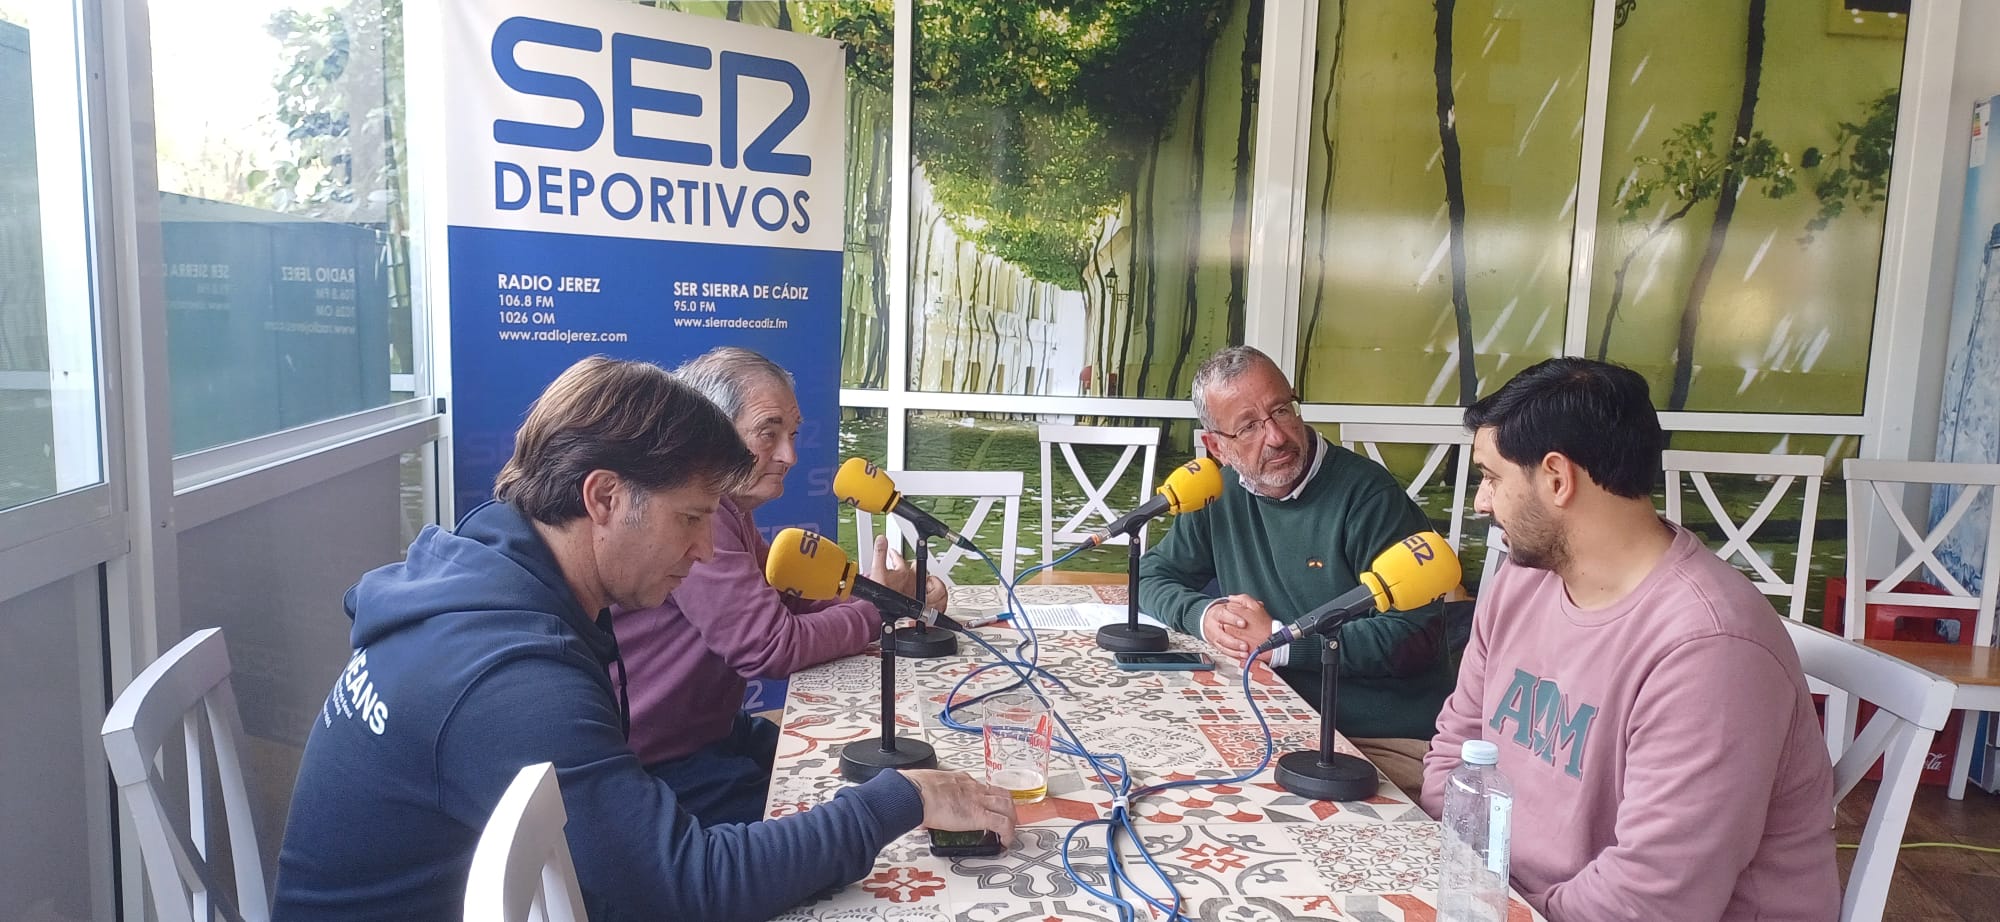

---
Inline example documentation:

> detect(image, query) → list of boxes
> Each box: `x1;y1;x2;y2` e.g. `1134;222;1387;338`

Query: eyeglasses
1220;400;1301;442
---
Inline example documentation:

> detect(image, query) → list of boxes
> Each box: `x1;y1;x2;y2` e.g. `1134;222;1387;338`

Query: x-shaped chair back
1663;449;1825;623
1039;424;1159;564
855;469;1024;585
1843;459;2000;647
1341;423;1474;553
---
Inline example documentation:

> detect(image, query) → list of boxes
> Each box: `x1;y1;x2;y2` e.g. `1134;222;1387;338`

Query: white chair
465;763;587;922
855;469;1023;584
1479;524;1509;589
100;628;270;922
1663;449;1825;623
1839;459;2000;797
1782;620;1956;922
1039;424;1159;563
1340;422;1475;553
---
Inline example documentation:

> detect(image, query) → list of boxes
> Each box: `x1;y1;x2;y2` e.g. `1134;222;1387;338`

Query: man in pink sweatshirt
1422;358;1839;921
616;347;946;826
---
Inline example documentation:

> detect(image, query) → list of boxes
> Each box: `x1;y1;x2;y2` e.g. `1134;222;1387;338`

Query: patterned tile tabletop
768;585;1542;921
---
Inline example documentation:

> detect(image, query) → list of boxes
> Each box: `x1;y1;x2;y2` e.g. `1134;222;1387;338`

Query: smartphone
927;828;1005;858
1112;651;1215;671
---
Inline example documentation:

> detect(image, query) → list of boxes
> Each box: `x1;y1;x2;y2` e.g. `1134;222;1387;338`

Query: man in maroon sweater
616;347;946;825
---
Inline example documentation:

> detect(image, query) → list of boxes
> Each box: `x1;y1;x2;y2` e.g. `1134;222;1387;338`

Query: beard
1235;440;1309;496
1499;496;1569;572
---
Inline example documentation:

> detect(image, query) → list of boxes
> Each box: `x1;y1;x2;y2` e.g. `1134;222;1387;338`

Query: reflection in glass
646;1;895;390
909;1;1261;398
1297;0;1588;406
152;0;409;454
1587;0;1906;413
1;3;103;512
902;410;1196;580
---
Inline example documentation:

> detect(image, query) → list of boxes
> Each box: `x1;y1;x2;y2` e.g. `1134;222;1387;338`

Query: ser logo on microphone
1401;533;1437;563
794;530;823;556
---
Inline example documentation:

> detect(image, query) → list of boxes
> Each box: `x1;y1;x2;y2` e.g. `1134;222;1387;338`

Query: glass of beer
982;691;1051;805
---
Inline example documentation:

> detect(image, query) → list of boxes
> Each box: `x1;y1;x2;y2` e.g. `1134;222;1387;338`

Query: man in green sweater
1138;346;1454;796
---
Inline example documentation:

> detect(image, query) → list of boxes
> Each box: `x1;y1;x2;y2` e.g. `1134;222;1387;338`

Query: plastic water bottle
1439;739;1512;922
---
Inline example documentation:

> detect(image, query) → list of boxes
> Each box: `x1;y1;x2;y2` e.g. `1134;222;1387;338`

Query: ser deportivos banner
441;0;843;537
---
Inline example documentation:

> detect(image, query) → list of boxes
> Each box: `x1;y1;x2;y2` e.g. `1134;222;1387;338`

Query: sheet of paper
1011;602;1166;631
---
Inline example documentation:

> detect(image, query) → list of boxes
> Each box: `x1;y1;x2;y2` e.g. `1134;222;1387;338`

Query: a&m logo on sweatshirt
1489;668;1597;778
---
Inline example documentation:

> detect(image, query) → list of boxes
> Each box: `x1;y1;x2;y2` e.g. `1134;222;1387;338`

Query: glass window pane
646;2;894;390
152;0;411;455
1587;2;1907;414
1297;1;1590;406
910;1;1261;398
0;2;104;511
832;405;887;555
901;410;1197;583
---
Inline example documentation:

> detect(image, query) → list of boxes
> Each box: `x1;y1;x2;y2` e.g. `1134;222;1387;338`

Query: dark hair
1463;357;1663;499
494;356;756;524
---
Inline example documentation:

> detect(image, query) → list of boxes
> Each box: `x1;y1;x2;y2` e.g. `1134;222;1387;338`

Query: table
1859;638;2000;799
767;584;1543;921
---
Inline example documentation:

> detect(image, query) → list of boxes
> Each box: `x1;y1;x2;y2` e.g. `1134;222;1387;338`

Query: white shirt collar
1239;433;1328;502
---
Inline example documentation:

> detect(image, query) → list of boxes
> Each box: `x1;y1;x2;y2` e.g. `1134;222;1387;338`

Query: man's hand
873;537;950;613
901;769;1018;844
872;535;921;598
923;575;950;614
1202;594;1275;662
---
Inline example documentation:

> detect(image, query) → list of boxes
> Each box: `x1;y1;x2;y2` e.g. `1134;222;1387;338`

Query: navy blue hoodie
271;501;924;921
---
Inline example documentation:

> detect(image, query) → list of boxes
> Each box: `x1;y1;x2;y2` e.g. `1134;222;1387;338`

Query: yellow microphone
1254;531;1462;653
765;527;959;628
1085;458;1225;545
833;458;977;551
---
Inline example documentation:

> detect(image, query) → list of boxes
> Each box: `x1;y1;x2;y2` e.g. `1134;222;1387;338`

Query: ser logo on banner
486;15;814;232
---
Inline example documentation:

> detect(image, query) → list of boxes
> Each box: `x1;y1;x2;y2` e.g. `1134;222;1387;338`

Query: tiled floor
1835;781;2000;921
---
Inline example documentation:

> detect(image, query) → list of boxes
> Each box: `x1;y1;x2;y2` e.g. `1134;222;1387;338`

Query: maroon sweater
617;497;876;765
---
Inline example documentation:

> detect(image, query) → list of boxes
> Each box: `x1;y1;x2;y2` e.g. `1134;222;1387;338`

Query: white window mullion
1243;0;1318;379
1562;0;1619;357
885;0;915;469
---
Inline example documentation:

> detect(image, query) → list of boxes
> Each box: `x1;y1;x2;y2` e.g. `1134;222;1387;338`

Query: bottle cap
1462;740;1499;766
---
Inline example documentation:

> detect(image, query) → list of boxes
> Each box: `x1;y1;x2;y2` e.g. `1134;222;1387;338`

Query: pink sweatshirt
617;497;877;766
1421;524;1838;922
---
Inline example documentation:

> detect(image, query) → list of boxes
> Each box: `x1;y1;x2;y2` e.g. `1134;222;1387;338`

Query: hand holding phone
927;828;1005;857
1112;651;1215;671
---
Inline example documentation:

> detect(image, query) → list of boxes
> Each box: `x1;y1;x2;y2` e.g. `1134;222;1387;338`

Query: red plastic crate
1819;577;1973;787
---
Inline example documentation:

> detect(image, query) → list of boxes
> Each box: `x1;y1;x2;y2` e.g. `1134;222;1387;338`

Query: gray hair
671;347;796;421
1190;346;1280;428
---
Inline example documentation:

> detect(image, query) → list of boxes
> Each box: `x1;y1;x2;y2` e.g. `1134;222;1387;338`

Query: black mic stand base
1094;621;1170;652
1274;629;1381;802
889;624;958;658
1274;749;1378;802
839;736;938;783
1096;531;1170;653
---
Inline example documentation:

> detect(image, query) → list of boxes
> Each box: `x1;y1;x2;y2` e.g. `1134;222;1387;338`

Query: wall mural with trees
1588;0;1905;415
1295;0;1906;418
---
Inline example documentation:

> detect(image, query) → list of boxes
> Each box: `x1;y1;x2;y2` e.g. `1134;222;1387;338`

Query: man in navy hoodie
272;356;1016;921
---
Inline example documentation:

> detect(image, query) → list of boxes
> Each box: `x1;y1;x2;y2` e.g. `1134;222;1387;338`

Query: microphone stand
839;601;939;783
1094;526;1170;653
1274;616;1380;802
889;535;957;658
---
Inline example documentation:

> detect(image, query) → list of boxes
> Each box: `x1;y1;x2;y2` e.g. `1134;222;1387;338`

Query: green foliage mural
1588;0;1906;415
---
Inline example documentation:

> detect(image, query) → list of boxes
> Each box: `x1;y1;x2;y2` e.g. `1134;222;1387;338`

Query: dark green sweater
1137;442;1453;740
